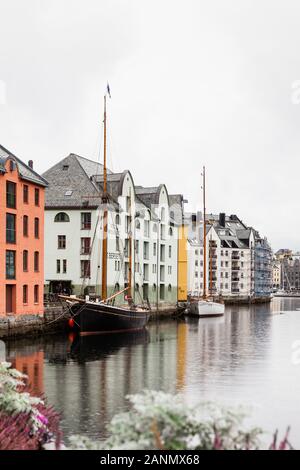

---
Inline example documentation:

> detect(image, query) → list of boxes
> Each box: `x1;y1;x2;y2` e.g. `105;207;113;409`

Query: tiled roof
0;144;48;187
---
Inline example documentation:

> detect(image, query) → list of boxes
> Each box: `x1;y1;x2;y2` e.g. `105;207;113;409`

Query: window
56;260;61;274
34;218;39;238
58;235;66;249
23;215;28;237
6;213;16;243
169;246;172;258
161;207;165;221
195;250;198;256
160;244;165;262
195;260;198;267
34;188;40;206
135;219;140;230
63;259;67;273
54;212;70;222
63;164;69;171
168;266;172;275
81;260;91;278
34;285;39;303
135;262;140;272
23;185;28;203
115;214;120;225
116;235;120;252
169;227;173;236
152;264;157;274
114;260;120;271
6;250;16;279
143;241;149;260
81;237;91;255
81;212;91;230
64;190;73;196
153;223;157;233
160;224;165;240
23;250;28;272
34;252;39;272
195;271;198;278
168;284;172;292
135;240;139;254
6;182;16;208
144;220;150;237
23;285;28;304
153;243;157;257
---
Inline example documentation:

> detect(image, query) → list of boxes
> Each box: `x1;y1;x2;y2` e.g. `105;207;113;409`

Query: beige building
272;261;281;290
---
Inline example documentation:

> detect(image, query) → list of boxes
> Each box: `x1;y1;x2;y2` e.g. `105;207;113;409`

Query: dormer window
65;190;73;196
63;165;69;171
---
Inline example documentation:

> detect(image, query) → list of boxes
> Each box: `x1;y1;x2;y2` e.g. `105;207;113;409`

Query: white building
186;213;257;300
43;154;183;308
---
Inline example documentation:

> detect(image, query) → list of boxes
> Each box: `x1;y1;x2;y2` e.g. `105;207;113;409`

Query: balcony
232;255;240;260
231;265;240;271
231;288;240;293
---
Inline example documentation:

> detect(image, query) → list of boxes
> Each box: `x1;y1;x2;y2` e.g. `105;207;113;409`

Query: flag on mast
107;82;111;98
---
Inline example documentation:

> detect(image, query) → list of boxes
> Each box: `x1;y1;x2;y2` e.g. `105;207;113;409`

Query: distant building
281;253;300;291
253;233;273;297
272;261;281;290
43;154;184;308
0;144;47;316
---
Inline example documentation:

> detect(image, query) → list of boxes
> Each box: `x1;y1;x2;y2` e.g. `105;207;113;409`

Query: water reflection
4;298;300;447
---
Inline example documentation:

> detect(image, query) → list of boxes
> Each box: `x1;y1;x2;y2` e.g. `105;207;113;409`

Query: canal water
3;297;300;448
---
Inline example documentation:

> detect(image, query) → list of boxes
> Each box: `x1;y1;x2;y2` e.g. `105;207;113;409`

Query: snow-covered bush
0;362;61;450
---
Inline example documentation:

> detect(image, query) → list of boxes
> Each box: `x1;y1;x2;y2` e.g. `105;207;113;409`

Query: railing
231;266;240;271
232;255;240;260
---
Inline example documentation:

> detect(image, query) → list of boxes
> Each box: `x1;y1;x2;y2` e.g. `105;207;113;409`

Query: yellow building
177;224;188;301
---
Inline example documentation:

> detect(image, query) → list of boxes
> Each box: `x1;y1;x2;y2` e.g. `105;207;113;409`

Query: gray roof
43;154;101;208
0;144;48;187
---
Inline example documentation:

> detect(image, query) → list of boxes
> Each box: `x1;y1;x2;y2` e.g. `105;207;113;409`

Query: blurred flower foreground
0;363;292;450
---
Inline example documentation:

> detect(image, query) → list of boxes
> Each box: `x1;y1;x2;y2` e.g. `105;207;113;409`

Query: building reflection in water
5;298;300;445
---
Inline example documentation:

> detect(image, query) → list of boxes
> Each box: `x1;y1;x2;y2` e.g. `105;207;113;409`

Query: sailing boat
60;93;150;335
189;166;225;318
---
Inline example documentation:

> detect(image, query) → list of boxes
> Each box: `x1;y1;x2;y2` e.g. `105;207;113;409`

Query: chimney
219;212;226;227
28;160;33;169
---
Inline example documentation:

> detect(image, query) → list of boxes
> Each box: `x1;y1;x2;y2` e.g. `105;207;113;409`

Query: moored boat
60;87;150;335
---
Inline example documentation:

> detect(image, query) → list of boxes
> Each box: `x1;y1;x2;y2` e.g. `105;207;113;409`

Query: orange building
0;145;47;316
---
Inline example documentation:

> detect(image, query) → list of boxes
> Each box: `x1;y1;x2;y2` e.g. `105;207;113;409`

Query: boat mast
209;235;213;296
128;188;132;300
101;95;108;300
202;166;207;299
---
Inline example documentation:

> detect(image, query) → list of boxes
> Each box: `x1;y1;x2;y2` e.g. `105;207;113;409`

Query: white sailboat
189;166;225;318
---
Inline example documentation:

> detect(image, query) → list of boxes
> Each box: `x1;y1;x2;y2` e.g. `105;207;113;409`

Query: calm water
4;297;300;447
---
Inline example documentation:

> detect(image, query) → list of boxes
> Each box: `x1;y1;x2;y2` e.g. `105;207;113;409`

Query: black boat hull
70;302;150;335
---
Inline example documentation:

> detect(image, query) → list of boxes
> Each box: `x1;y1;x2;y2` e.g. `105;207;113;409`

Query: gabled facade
43;154;184;308
186;211;272;301
0;144;47;316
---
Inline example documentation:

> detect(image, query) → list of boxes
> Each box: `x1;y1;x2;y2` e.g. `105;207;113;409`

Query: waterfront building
43;154;184;308
272;261;281;290
0;144;47;315
281;252;300;291
253;232;273;298
186;212;272;301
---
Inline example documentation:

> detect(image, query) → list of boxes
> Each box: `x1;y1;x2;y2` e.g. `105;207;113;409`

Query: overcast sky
1;0;300;250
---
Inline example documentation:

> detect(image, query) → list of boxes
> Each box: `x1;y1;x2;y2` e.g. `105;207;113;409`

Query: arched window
169;227;173;236
54;212;70;222
115;282;120;292
115;214;120;225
